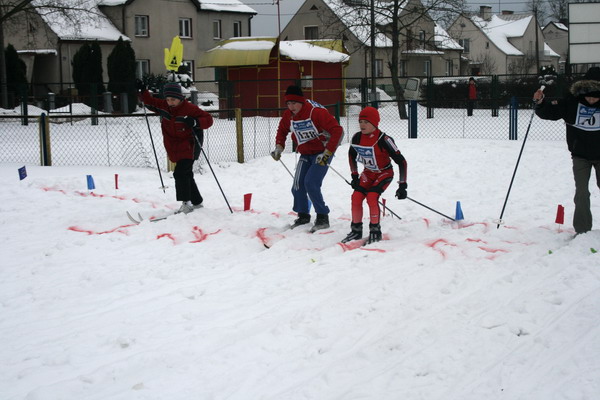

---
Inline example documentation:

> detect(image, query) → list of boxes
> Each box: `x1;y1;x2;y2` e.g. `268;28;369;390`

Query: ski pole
406;197;455;221
496;86;545;229
327;164;402;220
201;148;233;214
278;159;294;178
142;102;167;192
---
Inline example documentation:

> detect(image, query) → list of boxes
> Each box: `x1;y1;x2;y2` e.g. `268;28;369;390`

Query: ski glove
182;116;197;128
271;144;284;161
351;174;360;190
135;79;146;93
396;182;407;200
316;149;333;166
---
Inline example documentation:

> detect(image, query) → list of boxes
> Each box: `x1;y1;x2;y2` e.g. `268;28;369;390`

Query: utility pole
370;0;376;103
275;0;281;38
534;6;540;73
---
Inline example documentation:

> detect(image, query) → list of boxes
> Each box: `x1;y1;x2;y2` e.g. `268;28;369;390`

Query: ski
126;211;143;224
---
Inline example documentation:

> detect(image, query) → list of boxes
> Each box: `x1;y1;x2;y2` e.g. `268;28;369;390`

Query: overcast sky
239;1;529;37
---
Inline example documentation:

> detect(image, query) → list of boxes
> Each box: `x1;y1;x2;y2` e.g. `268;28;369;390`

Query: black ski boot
367;223;382;244
290;212;311;229
341;222;363;243
310;213;330;233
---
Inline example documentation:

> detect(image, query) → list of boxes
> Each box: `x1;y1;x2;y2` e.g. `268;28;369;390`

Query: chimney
480;6;492;21
502;10;514;15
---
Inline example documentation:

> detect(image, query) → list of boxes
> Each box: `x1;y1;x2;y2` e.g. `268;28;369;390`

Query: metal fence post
190;89;198;106
120;92;128;114
334;102;341;123
408;100;418;138
103;92;113;113
39;112;52;166
509;96;518;140
20;84;28;126
48;92;55;111
235;108;244;163
426;76;434;119
491;75;499;117
91;84;98;125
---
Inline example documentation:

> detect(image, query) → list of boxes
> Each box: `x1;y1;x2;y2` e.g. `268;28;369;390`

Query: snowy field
1;125;599;398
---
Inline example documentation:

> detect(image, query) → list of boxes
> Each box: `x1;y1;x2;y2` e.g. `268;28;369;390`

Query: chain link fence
0;96;566;170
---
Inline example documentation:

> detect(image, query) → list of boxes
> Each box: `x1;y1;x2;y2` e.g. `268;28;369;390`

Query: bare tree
0;0;101;107
316;0;467;119
475;53;497;75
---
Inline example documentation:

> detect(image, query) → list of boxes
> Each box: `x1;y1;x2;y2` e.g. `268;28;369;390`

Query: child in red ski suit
343;106;408;244
138;82;213;214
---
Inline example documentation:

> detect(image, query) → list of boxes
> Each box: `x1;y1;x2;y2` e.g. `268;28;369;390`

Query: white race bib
574;103;600;131
352;144;380;172
291;119;319;145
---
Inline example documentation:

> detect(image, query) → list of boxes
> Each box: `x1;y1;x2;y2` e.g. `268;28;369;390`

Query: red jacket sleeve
275;110;293;150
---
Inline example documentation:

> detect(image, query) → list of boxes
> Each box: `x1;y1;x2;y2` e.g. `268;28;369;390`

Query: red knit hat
359;106;380;128
284;85;305;103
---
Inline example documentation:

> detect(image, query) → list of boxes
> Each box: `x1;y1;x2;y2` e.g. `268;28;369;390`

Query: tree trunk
389;0;408;119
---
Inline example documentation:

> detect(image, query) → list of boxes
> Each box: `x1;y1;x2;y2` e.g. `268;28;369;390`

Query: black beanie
284;85;305;103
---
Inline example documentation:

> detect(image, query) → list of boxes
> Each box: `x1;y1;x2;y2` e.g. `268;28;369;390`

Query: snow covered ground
1;133;599;399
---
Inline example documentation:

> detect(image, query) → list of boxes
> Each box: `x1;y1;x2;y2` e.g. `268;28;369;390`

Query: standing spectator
533;67;600;235
271;85;344;232
137;81;213;214
342;107;408;244
467;77;477;116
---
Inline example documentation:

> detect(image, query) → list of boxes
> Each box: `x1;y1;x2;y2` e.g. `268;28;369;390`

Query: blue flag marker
455;201;464;221
18;166;27;180
86;175;95;190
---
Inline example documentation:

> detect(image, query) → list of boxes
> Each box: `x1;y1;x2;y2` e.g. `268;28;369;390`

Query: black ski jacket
535;79;600;160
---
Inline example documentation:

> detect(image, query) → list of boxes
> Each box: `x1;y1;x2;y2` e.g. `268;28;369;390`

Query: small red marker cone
555;204;564;232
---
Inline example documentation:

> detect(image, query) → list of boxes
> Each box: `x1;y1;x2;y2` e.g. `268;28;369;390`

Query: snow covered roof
279;40;349;63
34;0;129;41
544;21;568;31
198;38;349;67
470;14;533;56
322;0;393;48
544;42;560;57
434;24;462;51
198;0;256;14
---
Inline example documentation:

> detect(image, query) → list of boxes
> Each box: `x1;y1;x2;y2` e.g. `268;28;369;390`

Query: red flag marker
555;204;564;225
244;193;252;211
115;174;119;190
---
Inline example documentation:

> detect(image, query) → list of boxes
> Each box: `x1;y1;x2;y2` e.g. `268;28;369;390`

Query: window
375;59;383;78
419;30;425;49
135;15;149;37
424;60;431;76
213;20;222;39
179;18;192;38
459;38;470;53
181;60;194;80
135;60;149;79
400;60;407;77
304;26;318;40
486;41;489;49
445;59;453;76
233;21;242;37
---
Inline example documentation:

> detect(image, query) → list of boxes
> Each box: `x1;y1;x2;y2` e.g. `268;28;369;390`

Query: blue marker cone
86;175;96;190
455;201;464;221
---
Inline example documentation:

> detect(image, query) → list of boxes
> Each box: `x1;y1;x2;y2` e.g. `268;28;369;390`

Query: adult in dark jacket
271;85;344;232
533;67;600;234
138;82;214;214
343;107;408;244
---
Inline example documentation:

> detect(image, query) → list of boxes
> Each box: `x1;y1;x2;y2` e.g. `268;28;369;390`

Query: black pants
466;100;474;116
173;159;203;205
572;156;600;233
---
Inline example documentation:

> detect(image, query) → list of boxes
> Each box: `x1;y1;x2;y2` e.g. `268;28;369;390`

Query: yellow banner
164;36;184;71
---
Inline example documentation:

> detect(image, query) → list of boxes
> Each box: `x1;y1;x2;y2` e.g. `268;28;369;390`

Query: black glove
350;174;360;190
135;79;146;93
182;116;197;128
395;182;407;200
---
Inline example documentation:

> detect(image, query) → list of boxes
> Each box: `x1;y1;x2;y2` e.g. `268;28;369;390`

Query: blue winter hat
163;83;184;100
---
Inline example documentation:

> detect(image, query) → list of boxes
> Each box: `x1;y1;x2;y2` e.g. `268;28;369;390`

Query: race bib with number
352;144;379;172
291;119;320;145
574;103;600;131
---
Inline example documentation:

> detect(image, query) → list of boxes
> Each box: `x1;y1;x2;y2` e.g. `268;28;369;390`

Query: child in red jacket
343;107;408;244
138;82;213;214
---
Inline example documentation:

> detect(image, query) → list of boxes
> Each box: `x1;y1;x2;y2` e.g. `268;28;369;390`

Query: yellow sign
164;36;183;71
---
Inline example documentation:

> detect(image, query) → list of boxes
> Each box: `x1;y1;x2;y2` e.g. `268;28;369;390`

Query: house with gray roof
280;0;463;82
447;6;559;75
